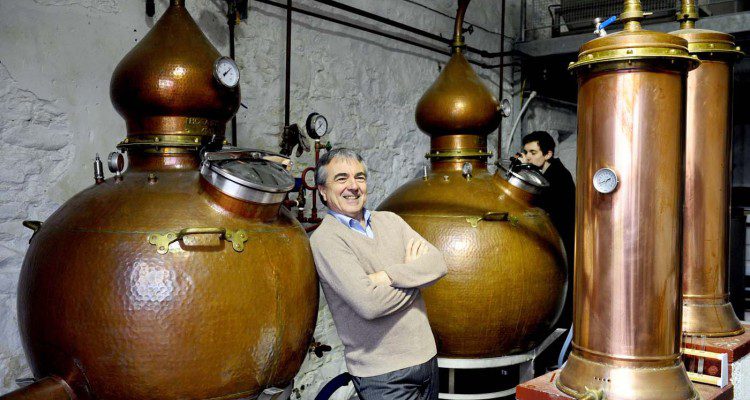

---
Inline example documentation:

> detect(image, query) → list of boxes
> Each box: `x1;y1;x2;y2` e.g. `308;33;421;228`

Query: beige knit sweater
310;211;448;377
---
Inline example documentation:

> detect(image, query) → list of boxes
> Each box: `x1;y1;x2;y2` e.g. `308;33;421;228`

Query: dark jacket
541;158;576;327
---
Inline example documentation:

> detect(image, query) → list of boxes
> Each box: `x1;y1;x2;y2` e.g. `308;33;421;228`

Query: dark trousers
351;357;439;400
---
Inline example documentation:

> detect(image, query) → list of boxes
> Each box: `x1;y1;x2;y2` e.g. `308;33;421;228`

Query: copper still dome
8;2;318;399
379;0;566;358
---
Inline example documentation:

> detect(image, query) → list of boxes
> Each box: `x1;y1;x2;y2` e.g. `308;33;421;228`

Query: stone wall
0;1;534;398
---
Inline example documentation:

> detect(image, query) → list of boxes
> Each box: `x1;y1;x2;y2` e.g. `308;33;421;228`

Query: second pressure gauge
305;112;328;139
593;167;618;194
213;57;240;88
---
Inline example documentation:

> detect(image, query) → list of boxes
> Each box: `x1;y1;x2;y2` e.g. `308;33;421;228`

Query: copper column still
379;0;567;358
9;1;318;399
556;0;699;399
671;0;745;338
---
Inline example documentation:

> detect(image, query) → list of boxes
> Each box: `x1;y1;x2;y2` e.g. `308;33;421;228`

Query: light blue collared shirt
328;209;375;238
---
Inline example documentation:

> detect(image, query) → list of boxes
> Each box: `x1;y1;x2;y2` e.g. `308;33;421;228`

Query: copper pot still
671;0;745;338
9;1;318;399
556;0;698;399
379;0;567;358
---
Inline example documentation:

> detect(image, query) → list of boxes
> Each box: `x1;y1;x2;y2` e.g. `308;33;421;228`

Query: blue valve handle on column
595;15;617;36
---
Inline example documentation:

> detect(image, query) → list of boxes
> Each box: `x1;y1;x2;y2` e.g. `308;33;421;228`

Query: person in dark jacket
520;131;576;328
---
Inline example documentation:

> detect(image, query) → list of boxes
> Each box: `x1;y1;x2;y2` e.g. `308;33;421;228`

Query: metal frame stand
257;381;295;400
438;328;566;399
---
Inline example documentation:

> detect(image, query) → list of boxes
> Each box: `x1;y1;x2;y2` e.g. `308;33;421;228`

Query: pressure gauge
593;167;618;194
500;99;512;118
213;56;240;88
305;112;328;139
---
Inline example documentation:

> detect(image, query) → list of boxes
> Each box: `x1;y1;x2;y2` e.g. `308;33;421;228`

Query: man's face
523;141;552;168
319;157;368;219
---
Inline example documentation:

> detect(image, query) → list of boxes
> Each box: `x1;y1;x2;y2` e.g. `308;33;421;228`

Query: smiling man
310;148;448;400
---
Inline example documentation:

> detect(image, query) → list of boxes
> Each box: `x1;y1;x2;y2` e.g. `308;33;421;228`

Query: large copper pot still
379;0;567;358
556;0;699;399
8;1;318;399
671;0;745;338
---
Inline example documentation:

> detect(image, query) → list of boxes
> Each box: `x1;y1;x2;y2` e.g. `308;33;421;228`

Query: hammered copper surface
671;28;744;337
379;168;566;357
556;61;697;399
18;154;318;400
110;0;239;139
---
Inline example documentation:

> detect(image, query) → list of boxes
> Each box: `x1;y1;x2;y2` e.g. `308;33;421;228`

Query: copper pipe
452;0;470;48
0;377;75;400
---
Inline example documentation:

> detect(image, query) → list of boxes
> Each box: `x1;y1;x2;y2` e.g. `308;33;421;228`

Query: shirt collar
328;209;371;229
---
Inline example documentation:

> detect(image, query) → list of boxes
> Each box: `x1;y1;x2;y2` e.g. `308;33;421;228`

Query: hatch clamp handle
466;212;509;228
148;227;248;254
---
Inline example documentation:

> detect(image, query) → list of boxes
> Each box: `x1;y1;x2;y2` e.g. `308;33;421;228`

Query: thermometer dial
213;57;240;88
593;167;618;194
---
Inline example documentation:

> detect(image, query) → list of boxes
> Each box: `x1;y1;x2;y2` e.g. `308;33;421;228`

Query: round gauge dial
305;112;328;139
500;99;512;118
213;57;240;88
107;152;125;173
593;167;618;194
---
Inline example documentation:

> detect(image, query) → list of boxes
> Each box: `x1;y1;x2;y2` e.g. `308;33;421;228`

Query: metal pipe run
284;0;292;126
252;0;517;69
310;0;511;58
497;0;506;159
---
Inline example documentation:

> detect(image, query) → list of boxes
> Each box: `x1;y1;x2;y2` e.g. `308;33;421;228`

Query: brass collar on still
568;30;698;70
425;149;493;160
117;133;226;151
670;29;744;59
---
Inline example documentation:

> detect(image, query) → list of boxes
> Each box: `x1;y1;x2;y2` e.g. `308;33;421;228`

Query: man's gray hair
315;148;367;186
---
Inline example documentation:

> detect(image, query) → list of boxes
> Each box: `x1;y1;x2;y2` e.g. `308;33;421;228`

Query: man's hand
512;152;529;164
405;238;429;263
368;271;392;286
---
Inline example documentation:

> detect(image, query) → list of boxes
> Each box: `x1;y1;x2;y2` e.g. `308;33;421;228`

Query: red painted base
515;370;733;400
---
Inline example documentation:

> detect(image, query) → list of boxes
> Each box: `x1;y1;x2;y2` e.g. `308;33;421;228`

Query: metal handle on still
466;212;509;228
22;221;43;243
148;227;249;254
